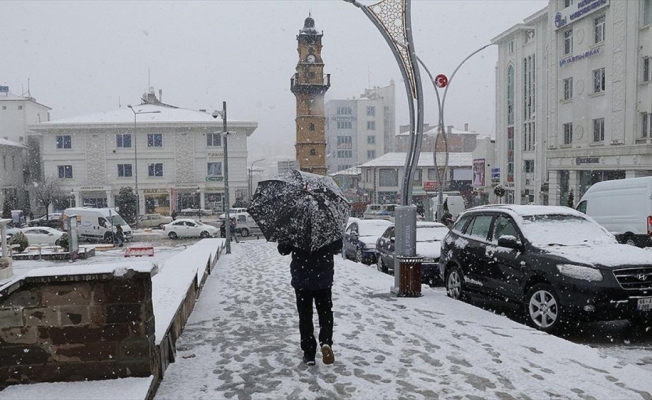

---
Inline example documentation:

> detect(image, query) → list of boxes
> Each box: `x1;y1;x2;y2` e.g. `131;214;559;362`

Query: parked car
219;212;261;237
363;204;398;221
218;208;248;221
29;213;63;229
21;226;65;246
162;219;218;239
138;213;173;229
376;221;449;285
576;176;652;247
439;204;652;333
342;219;392;264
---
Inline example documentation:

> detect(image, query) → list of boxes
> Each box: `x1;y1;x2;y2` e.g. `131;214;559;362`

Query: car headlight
556;264;603;282
422;257;436;263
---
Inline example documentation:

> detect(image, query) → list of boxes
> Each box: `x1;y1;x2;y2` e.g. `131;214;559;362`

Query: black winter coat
278;239;343;291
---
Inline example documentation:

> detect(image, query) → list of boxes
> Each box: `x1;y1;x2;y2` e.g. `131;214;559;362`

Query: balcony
290;73;331;95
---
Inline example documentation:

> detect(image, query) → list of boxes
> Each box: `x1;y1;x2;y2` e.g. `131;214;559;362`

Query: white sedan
21;227;65;246
162;219;218;239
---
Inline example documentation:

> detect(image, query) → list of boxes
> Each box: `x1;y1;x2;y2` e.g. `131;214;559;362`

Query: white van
63;207;133;243
218;208;248;221
363;204;398;221
430;194;466;221
576;177;652;247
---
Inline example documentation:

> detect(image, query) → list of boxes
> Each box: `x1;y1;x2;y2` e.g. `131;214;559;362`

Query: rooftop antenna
368;68;371;89
118;96;121;108
148;68;151;90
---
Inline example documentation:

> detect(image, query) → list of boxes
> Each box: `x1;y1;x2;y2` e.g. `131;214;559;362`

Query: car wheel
240;228;249;237
525;283;563;333
355;247;363;263
377;257;387;273
200;231;210;238
55;238;61;246
446;266;465;300
624;234;636;246
168;232;178;240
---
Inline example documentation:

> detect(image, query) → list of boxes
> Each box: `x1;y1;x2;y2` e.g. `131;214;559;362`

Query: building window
309;149;316;156
309;123;315;131
1;106;5;110
207;132;222;147
594;15;606;44
56;135;72;149
1;156;5;170
524;160;535;173
58;165;73;179
565;0;573;7
11;156;15;170
367;150;376;159
523;122;536;151
593;67;606;93
563;77;573;100
367;121;376;130
563;123;573;144
523;54;535;120
337;121;352;129
366;106;376;116
644;57;650;83
336;136;352;148
379;169;398;187
17;105;22;110
336;107;352;115
207;162;222;176
148;163;163;177
564;30;573;55
642;113;652;138
507;65;514;125
116;133;132;148
645;0;652;26
507;127;514;183
367;135;376;144
337;150;352;158
147;133;163;147
593;118;605;142
508;41;514;55
117;164;133;177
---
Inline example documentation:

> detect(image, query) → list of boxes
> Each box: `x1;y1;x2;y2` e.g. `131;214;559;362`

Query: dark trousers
294;288;333;357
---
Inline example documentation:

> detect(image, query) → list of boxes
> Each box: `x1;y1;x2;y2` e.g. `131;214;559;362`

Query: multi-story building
29;91;257;215
0;139;26;208
396;123;482;153
325;81;396;173
493;0;652;206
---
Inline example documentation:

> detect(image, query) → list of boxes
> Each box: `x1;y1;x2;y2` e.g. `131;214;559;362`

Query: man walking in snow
278;239;342;366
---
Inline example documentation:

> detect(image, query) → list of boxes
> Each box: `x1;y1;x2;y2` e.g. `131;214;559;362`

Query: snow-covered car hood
543;243;652;268
416;241;442;259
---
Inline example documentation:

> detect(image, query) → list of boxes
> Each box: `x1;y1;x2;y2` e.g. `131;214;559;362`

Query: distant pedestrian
277;238;342;366
171;210;177;221
441;211;454;228
229;218;240;243
115;225;124;247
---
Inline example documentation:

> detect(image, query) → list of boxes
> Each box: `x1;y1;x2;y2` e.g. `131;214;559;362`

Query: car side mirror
497;235;522;249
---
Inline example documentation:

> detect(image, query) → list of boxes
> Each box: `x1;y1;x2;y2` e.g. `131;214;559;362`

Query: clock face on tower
307;54;316;63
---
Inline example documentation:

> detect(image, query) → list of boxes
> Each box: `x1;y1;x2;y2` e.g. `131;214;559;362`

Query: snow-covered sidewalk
155;241;652;399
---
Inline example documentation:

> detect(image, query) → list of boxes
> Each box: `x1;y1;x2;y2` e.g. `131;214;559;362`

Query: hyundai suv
439;205;652;333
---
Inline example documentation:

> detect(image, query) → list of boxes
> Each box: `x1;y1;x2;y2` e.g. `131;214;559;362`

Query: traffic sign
434;74;448;88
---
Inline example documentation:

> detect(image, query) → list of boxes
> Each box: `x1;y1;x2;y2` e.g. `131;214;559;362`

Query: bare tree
31;175;66;219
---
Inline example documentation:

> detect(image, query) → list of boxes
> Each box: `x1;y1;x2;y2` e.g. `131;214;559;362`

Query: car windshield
359;222;391;237
107;215;127;226
416;226;449;242
520;214;614;247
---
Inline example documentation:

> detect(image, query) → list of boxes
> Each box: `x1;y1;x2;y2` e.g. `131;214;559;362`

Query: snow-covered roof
396;125;479;137
329;166;360;177
0;138;26;148
0;91;52;110
361;152;473;168
40;103;250;125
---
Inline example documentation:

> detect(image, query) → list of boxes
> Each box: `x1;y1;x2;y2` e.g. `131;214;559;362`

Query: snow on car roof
467;204;583;218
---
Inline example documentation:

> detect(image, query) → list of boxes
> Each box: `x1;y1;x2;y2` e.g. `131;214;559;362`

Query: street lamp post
415;44;495;222
248;158;265;203
344;0;425;297
127;105;161;230
212;102;231;254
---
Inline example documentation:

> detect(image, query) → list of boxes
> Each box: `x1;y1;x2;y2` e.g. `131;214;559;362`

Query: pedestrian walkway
155;241;652;400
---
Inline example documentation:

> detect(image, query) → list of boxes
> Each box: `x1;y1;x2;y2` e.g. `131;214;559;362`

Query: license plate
637;297;652;311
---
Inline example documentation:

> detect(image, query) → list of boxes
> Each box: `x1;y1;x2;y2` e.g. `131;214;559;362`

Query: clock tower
290;15;330;175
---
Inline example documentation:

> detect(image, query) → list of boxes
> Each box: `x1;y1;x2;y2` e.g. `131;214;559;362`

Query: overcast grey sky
2;0;547;161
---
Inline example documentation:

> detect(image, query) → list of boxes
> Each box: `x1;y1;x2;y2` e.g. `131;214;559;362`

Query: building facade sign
576;156;601;165
423;181;440;191
205;176;224;182
491;168;500;184
554;0;609;30
80;186;107;191
559;47;601;67
473;159;486;187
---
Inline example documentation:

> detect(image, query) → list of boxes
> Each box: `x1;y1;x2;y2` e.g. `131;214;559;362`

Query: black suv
439;205;652;333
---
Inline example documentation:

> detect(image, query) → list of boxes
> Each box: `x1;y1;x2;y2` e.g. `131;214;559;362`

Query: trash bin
397;256;423;297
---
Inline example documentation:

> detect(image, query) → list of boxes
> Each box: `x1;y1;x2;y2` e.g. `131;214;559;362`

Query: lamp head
212;110;221;119
127;105;133;110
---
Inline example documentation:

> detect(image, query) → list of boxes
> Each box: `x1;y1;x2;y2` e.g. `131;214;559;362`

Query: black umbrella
248;170;351;252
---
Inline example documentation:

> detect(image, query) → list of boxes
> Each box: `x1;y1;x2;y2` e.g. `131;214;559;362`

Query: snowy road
155;240;652;400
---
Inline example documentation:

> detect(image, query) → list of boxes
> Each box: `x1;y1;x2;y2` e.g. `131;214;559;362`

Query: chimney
447;125;453;134
159;89;163;102
464;123;469;131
